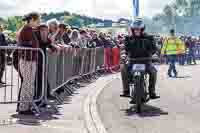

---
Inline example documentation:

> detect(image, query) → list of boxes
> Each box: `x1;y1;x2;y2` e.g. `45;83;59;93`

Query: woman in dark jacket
17;12;40;115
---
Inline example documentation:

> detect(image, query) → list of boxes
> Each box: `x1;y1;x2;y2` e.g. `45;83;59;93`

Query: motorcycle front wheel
134;75;145;113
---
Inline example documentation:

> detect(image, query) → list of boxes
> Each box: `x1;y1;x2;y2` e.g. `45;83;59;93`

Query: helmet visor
131;20;145;29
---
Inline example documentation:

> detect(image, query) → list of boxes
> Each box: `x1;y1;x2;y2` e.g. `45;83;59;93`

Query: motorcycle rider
120;19;160;101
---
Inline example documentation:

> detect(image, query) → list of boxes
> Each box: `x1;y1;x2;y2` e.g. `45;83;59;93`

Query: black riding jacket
124;33;157;63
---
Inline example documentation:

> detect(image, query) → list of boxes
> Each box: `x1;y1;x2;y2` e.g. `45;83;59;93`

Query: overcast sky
0;0;171;19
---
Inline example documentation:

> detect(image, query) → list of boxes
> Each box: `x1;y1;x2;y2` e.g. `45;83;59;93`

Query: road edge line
84;74;118;133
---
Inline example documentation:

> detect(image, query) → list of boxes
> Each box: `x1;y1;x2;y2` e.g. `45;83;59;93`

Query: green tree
6;16;24;31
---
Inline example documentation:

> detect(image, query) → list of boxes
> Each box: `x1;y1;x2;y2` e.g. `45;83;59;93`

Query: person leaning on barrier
34;24;59;102
70;29;82;48
51;23;71;46
120;19;160;100
16;12;41;115
0;25;7;84
47;19;59;34
90;33;101;48
117;35;125;49
97;32;105;48
67;28;72;37
103;33;116;72
98;32;106;46
80;30;89;48
47;18;59;43
106;34;116;48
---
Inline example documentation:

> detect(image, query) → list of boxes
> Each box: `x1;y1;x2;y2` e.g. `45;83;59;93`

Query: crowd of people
22;17;123;50
157;34;200;65
0;12;125;115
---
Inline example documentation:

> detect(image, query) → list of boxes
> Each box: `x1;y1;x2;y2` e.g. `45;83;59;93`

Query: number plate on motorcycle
132;64;146;71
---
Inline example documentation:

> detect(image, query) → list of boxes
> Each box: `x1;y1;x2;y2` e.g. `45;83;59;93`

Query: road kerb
84;74;118;133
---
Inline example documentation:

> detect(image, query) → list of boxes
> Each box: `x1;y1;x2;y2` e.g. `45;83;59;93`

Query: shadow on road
168;76;191;79
123;104;168;117
175;76;191;79
1;76;100;127
10;111;59;126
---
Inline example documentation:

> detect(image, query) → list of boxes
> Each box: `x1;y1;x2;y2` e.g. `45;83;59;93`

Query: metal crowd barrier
95;48;105;70
0;46;120;115
45;47;106;107
0;46;45;114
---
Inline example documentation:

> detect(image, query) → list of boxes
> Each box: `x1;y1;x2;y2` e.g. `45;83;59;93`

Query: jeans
187;49;196;64
168;55;177;76
178;54;185;65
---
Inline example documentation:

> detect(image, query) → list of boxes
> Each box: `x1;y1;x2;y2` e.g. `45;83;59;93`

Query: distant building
117;18;130;24
103;21;113;27
190;0;200;16
96;23;104;27
112;19;129;27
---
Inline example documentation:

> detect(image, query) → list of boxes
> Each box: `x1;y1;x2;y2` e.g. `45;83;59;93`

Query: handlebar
128;57;160;61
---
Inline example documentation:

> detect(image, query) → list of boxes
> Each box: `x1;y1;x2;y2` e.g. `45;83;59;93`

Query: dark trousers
178;54;185;65
167;55;177;76
121;64;129;94
34;58;43;99
34;53;51;100
13;50;23;81
121;63;157;95
0;51;6;82
187;49;196;64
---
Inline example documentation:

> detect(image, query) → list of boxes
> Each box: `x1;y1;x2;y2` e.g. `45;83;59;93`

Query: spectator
67;28;72;37
87;34;96;48
99;32;107;47
47;18;59;43
70;29;82;48
0;25;7;84
34;24;58;102
80;30;89;48
116;35;124;49
47;19;59;34
17;12;40;115
91;33;103;48
104;34;115;48
55;23;71;45
89;29;96;37
186;37;197;65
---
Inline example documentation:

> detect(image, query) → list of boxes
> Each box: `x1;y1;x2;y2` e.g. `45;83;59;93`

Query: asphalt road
0;66;116;133
97;64;200;133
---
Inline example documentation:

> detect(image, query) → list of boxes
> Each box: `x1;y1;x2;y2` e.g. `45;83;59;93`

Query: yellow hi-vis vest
161;37;185;55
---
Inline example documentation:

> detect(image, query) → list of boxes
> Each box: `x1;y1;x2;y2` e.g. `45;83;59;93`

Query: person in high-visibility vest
161;29;185;77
